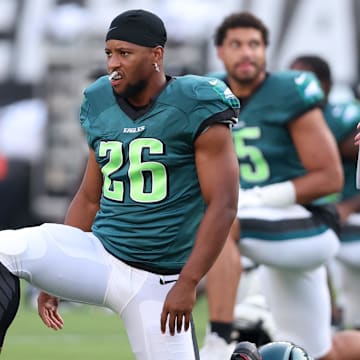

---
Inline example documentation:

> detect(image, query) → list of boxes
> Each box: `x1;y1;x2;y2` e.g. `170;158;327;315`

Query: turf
2;288;209;359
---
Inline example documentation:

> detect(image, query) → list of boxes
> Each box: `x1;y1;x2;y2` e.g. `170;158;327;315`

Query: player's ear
152;46;164;64
217;46;224;61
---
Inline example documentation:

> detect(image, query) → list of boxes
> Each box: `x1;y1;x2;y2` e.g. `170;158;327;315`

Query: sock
210;321;233;344
0;262;20;347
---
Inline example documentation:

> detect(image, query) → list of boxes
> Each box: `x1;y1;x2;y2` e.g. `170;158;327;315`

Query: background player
200;11;360;360
290;55;360;330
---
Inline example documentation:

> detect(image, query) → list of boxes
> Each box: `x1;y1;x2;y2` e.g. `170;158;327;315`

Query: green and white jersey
219;71;324;189
80;74;239;274
324;100;360;200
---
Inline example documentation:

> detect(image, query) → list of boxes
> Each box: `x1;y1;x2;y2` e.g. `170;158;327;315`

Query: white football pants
0;223;199;360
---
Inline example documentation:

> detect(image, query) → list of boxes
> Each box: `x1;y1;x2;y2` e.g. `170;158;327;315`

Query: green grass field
3;286;209;359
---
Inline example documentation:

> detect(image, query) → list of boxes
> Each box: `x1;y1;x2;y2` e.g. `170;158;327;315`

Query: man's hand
355;122;360;146
160;278;196;336
336;203;352;224
37;291;64;330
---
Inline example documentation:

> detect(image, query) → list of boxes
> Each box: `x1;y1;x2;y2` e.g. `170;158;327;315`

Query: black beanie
105;9;167;47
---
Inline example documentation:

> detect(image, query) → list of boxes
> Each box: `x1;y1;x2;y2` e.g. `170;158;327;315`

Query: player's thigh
240;232;339;269
0;223;112;305
337;214;360;266
259;265;331;359
238;205;339;269
120;272;198;360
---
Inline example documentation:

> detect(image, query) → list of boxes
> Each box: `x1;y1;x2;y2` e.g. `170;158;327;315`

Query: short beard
230;63;265;86
234;76;256;85
116;79;147;98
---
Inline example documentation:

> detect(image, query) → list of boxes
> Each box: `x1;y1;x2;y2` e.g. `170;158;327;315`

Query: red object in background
0;154;8;181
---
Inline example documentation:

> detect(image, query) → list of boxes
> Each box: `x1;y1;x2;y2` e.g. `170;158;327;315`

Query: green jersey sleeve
324;101;360;142
79;76;119;149
166;75;239;139
323;100;360;201
261;71;324;125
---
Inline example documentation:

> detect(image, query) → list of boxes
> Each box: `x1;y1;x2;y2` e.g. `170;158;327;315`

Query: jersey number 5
232;127;270;183
99;139;168;203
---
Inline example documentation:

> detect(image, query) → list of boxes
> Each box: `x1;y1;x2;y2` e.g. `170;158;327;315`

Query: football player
200;11;360;360
0;9;240;359
290;55;360;331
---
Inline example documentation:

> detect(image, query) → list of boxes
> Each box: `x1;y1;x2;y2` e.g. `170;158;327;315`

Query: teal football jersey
324;100;360;200
217;71;324;189
80;75;239;274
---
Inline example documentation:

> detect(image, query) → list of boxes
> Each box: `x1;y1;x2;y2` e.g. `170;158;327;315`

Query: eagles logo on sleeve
293;71;324;105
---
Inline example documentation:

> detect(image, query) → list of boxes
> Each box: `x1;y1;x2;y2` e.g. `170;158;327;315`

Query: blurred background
1;0;360;358
0;0;359;230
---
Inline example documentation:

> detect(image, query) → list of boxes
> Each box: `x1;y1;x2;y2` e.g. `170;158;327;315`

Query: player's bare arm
160;123;239;335
289;107;343;204
355;122;360;145
64;148;103;230
338;130;358;159
336;131;360;222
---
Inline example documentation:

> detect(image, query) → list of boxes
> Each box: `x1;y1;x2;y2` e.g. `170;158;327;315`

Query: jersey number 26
99;139;168;203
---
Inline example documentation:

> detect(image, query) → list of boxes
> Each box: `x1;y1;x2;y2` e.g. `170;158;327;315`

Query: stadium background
0;0;359;358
